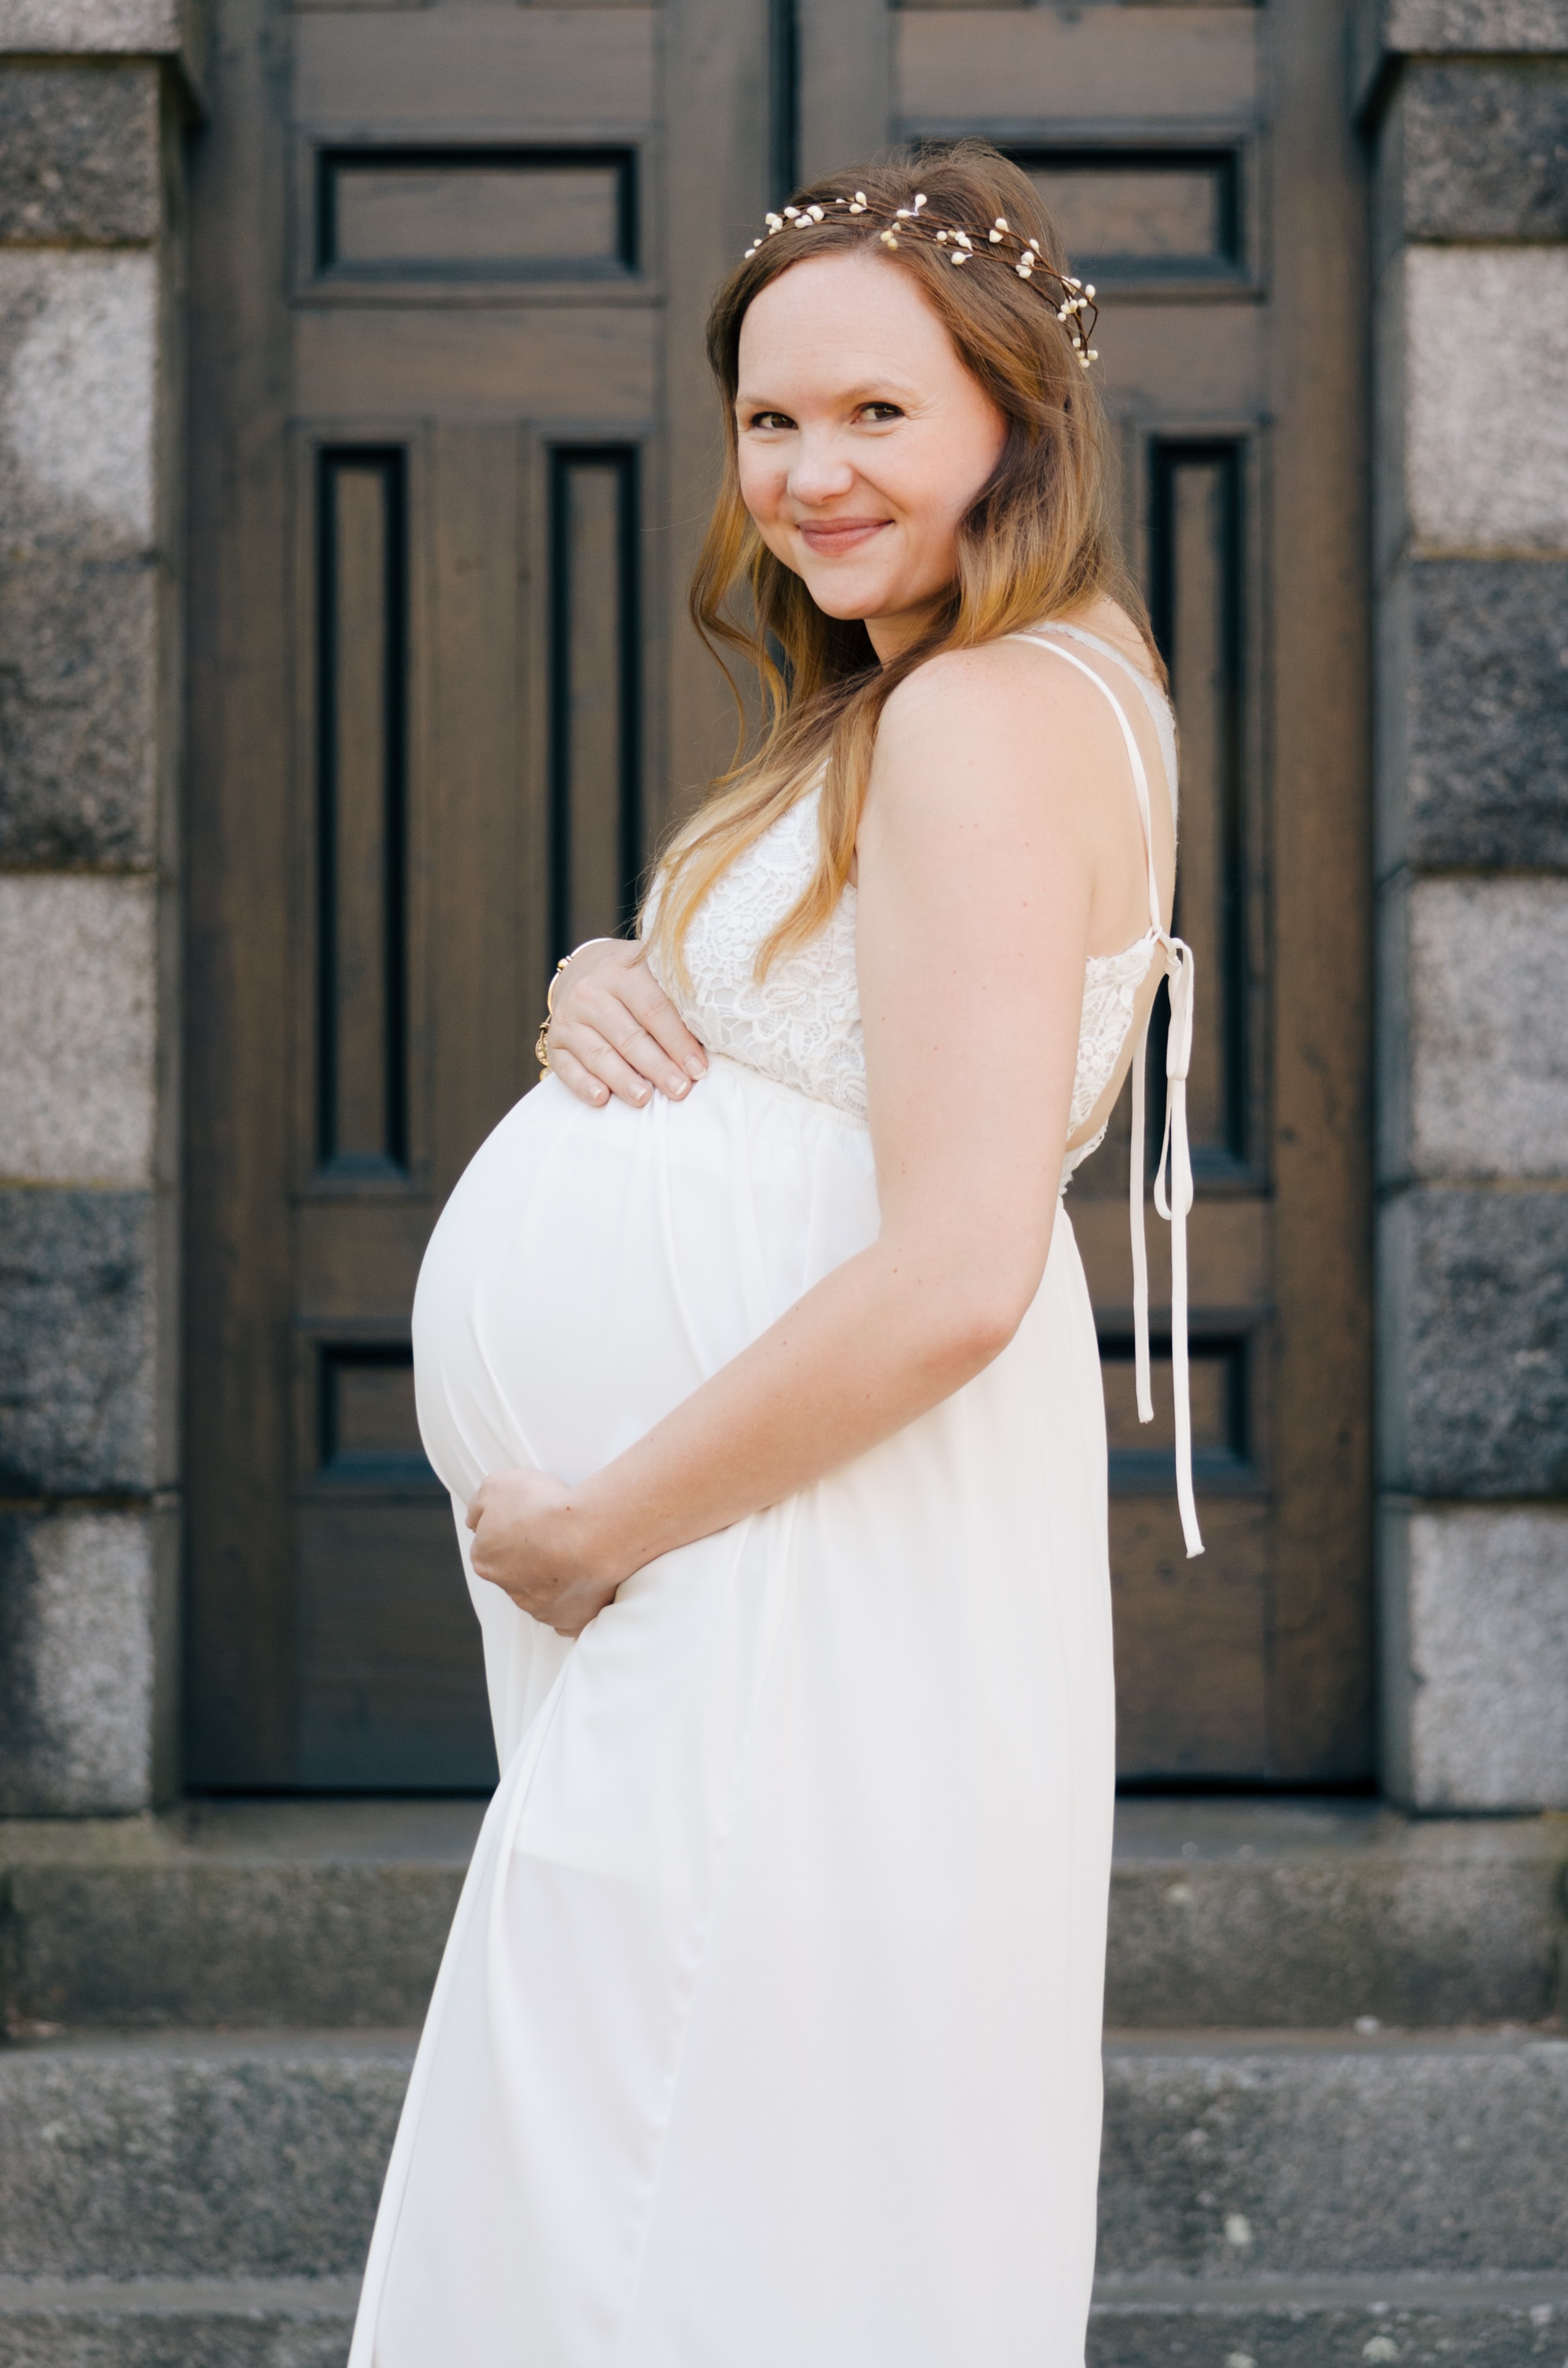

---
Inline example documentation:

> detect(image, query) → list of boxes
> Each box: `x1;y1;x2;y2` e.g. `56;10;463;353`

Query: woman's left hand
466;1469;622;1637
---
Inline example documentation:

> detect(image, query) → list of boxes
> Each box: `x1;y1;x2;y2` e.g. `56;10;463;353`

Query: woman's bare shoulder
876;629;1135;753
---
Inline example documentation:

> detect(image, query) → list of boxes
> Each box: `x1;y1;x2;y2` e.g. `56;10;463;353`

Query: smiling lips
795;518;890;555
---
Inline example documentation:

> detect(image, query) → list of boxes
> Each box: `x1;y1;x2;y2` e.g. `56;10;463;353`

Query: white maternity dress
348;624;1199;2368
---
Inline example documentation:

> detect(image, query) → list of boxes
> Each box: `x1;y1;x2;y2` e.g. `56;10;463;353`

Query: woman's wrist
563;1467;647;1590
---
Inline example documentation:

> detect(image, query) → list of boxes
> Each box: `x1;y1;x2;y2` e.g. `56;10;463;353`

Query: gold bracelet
536;948;582;1081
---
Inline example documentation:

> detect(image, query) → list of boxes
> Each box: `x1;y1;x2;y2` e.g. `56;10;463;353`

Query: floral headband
743;189;1099;368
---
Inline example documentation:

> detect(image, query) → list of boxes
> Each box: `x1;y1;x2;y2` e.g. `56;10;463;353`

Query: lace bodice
647;789;869;1118
647;781;1158;1149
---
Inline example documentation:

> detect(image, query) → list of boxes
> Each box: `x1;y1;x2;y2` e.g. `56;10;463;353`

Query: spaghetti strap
1009;629;1203;1560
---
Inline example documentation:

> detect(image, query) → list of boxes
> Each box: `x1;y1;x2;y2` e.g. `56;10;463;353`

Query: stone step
1096;2033;1568;2278
2;2033;1565;2287
1086;2276;1568;2368
4;1797;1566;2034
0;2276;1565;2368
0;2279;357;2368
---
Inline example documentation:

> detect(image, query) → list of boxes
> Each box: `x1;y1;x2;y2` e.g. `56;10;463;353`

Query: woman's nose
788;438;856;505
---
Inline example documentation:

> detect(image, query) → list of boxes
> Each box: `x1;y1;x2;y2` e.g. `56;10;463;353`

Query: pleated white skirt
349;1053;1115;2368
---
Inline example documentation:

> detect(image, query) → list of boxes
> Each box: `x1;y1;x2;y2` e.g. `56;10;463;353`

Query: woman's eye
859;403;904;424
747;411;795;432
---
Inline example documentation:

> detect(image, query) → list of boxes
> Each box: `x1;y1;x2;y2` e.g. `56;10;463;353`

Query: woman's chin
799;571;893;624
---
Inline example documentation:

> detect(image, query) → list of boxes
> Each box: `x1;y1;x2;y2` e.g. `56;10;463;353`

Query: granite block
0;1508;155;1814
0;64;159;247
0;250;155;553
1405;247;1568;554
1403;877;1568;1178
0;2038;410;2278
1091;2291;1568;2368
1382;558;1568;869
1097;2034;1568;2275
1369;0;1568;55
0;1;185;49
0;548;158;865
0;1188;155;1496
1382;1504;1568;1809
1379;1187;1568;1496
1394;62;1568;242
0;875;156;1185
0;2284;357;2368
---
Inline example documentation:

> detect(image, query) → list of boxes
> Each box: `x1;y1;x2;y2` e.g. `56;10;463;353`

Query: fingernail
633;1084;649;1104
669;1076;688;1097
687;1058;705;1080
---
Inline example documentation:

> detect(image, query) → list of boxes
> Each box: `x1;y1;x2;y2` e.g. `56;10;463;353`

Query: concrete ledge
0;2278;357;2368
1090;2274;1568;2368
0;3;205;110
4;1797;1565;2033
1;2028;1565;2284
1107;1798;1568;2026
1356;0;1568;122
1098;2033;1568;2276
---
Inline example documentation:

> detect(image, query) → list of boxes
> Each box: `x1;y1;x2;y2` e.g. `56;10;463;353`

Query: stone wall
1362;1;1568;1808
0;1;196;1812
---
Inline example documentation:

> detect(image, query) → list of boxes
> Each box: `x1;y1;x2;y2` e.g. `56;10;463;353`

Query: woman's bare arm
468;649;1130;1632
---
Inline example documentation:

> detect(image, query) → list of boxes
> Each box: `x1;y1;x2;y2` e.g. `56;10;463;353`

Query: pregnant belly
412;1056;880;1506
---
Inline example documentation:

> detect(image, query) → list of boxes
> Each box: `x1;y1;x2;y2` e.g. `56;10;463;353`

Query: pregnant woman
349;141;1199;2368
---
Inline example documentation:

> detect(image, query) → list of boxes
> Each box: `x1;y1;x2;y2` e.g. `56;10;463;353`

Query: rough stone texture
1384;1505;1568;1810
2;2032;1565;2285
0;2037;412;2278
0;2282;357;2368
0;548;159;866
0;250;155;554
1405;248;1568;554
1107;1799;1568;2029
0;1;186;49
1397;878;1568;1179
1394;64;1568;242
1379;558;1568;871
0;1510;155;1815
0;1189;156;1495
4;1797;1563;2033
1372;0;1568;52
0;876;156;1184
1090;2281;1568;2368
1097;2035;1568;2276
1379;1187;1568;1497
0;64;159;246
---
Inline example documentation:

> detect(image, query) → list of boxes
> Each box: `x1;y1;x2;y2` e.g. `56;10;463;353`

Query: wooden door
185;0;1371;1790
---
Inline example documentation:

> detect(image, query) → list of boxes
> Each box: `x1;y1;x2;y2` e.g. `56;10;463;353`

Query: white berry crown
744;189;1100;368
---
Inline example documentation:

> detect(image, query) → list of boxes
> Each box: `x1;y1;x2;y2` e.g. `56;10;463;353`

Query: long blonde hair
645;141;1158;984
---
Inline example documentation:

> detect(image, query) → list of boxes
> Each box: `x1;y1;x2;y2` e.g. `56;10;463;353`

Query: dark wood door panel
1111;1499;1269;1780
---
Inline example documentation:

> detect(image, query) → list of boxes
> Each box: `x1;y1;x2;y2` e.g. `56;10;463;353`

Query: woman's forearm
571;1220;1047;1582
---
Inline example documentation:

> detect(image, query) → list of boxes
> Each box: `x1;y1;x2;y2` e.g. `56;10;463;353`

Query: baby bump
413;1059;880;1504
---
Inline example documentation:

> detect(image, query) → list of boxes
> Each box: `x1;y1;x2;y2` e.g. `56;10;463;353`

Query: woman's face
735;250;1009;662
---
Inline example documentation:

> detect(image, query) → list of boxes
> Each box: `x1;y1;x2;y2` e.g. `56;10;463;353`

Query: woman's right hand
545;938;708;1108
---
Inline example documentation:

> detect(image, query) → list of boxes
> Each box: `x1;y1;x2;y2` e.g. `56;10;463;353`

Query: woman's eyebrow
735;376;922;410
